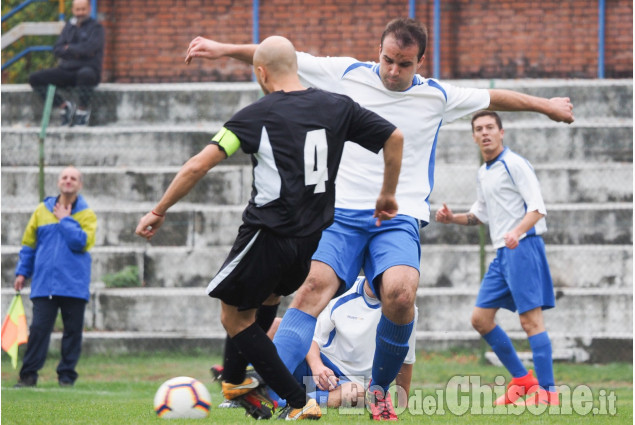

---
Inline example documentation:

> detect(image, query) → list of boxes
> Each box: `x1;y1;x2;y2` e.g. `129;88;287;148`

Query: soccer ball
153;376;212;419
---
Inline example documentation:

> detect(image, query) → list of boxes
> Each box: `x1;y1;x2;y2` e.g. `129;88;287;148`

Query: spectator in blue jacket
13;166;97;388
28;0;105;126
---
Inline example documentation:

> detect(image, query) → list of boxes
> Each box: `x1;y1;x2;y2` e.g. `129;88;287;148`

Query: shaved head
72;0;91;22
253;36;298;75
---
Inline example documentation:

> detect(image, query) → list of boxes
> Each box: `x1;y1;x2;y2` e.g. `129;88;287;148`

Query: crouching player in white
291;276;417;410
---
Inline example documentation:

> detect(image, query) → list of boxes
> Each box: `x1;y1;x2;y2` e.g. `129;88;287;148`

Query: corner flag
1;294;28;368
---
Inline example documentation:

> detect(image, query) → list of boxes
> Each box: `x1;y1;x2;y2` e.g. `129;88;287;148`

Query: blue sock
307;390;329;406
272;308;317;374
371;315;413;392
483;325;527;378
529;331;555;391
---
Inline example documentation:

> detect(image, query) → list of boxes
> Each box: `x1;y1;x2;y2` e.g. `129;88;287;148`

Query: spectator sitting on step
28;0;104;126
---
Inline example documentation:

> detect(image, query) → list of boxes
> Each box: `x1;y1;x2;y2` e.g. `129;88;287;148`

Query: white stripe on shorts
206;229;261;295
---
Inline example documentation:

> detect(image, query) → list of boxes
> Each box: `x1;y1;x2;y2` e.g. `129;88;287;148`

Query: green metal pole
38;84;56;202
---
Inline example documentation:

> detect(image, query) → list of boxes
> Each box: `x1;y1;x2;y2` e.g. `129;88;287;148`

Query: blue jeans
20;296;87;384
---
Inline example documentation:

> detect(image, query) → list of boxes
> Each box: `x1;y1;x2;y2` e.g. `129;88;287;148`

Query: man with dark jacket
13;166;97;387
28;0;104;126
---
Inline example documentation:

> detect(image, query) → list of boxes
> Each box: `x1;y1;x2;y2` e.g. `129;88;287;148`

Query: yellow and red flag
1;294;28;368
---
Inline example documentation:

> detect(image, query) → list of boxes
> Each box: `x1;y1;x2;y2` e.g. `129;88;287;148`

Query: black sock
232;322;306;408
222;304;280;384
222;336;249;384
256;303;279;333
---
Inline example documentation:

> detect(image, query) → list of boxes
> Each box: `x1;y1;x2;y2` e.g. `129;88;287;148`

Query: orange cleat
523;388;560;406
494;370;539;405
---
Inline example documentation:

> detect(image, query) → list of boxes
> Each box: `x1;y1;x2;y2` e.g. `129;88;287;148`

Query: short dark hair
381;18;427;60
471;110;503;132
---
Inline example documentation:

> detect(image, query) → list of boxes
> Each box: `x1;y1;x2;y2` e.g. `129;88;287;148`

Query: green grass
1;351;632;424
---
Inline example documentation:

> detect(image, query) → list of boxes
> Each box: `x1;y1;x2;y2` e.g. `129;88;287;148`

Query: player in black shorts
136;35;403;420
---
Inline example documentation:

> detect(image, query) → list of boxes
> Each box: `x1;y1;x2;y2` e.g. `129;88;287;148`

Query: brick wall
98;0;632;83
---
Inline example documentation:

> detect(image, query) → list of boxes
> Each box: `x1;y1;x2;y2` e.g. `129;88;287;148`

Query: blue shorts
312;208;421;297
476;236;555;314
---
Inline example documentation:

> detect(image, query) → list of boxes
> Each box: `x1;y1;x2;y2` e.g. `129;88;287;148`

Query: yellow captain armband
211;127;241;157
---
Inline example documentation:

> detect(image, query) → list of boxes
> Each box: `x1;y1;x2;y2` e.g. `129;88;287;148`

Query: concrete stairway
1;80;632;361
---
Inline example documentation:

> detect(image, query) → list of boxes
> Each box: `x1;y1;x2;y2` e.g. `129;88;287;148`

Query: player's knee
292;273;337;310
519;316;542;335
381;283;416;310
471;312;491;335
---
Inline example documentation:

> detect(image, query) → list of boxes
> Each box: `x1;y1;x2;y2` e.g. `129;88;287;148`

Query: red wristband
151;210;165;217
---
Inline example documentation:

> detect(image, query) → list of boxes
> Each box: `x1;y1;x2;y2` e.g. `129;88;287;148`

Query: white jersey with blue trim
313;277;417;386
469;147;547;249
296;52;490;222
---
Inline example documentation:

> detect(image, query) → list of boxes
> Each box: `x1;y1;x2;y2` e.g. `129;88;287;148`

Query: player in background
435;111;558;406
137;35;403;420
185;17;573;420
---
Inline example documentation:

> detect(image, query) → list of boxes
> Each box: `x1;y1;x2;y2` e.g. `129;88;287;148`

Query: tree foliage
1;0;73;83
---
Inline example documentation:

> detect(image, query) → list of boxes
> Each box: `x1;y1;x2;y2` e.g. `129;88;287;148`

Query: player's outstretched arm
435;203;482;226
135;144;226;240
185;36;258;65
488;89;574;124
374;129;403;226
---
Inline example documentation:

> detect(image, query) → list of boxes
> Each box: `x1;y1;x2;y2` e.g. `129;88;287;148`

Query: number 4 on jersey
304;129;328;194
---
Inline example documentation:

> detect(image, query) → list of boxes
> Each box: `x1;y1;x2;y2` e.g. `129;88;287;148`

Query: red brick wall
98;0;632;83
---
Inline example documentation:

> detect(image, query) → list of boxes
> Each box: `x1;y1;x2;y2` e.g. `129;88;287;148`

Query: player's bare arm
305;341;338;391
503;210;544;249
487;89;574;124
135;144;226;240
185;37;257;65
435;203;482;226
373;128;403;225
465;213;480;226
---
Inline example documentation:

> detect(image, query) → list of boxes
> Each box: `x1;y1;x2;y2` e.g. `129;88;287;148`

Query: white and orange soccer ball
153;376;212;419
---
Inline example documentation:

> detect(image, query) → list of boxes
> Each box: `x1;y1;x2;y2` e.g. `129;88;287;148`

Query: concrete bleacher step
2;120;631;166
1;82;262;127
1;166;252;207
432;162;633;204
1;163;631;207
2;287;631;361
1;202;632;249
26;329;632;362
436;119;633;164
2;244;631;291
416;287;632;334
2;80;632;127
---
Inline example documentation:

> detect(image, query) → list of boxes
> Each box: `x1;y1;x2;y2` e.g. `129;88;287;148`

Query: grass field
1;350;632;424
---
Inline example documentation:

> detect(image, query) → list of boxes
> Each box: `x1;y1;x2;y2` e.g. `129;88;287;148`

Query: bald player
136;36;403;420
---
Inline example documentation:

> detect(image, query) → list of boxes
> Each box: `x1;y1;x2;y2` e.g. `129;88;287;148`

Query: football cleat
276;398;321;420
523;388;560;406
494;370;539;405
366;387;397;421
236;386;278;419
